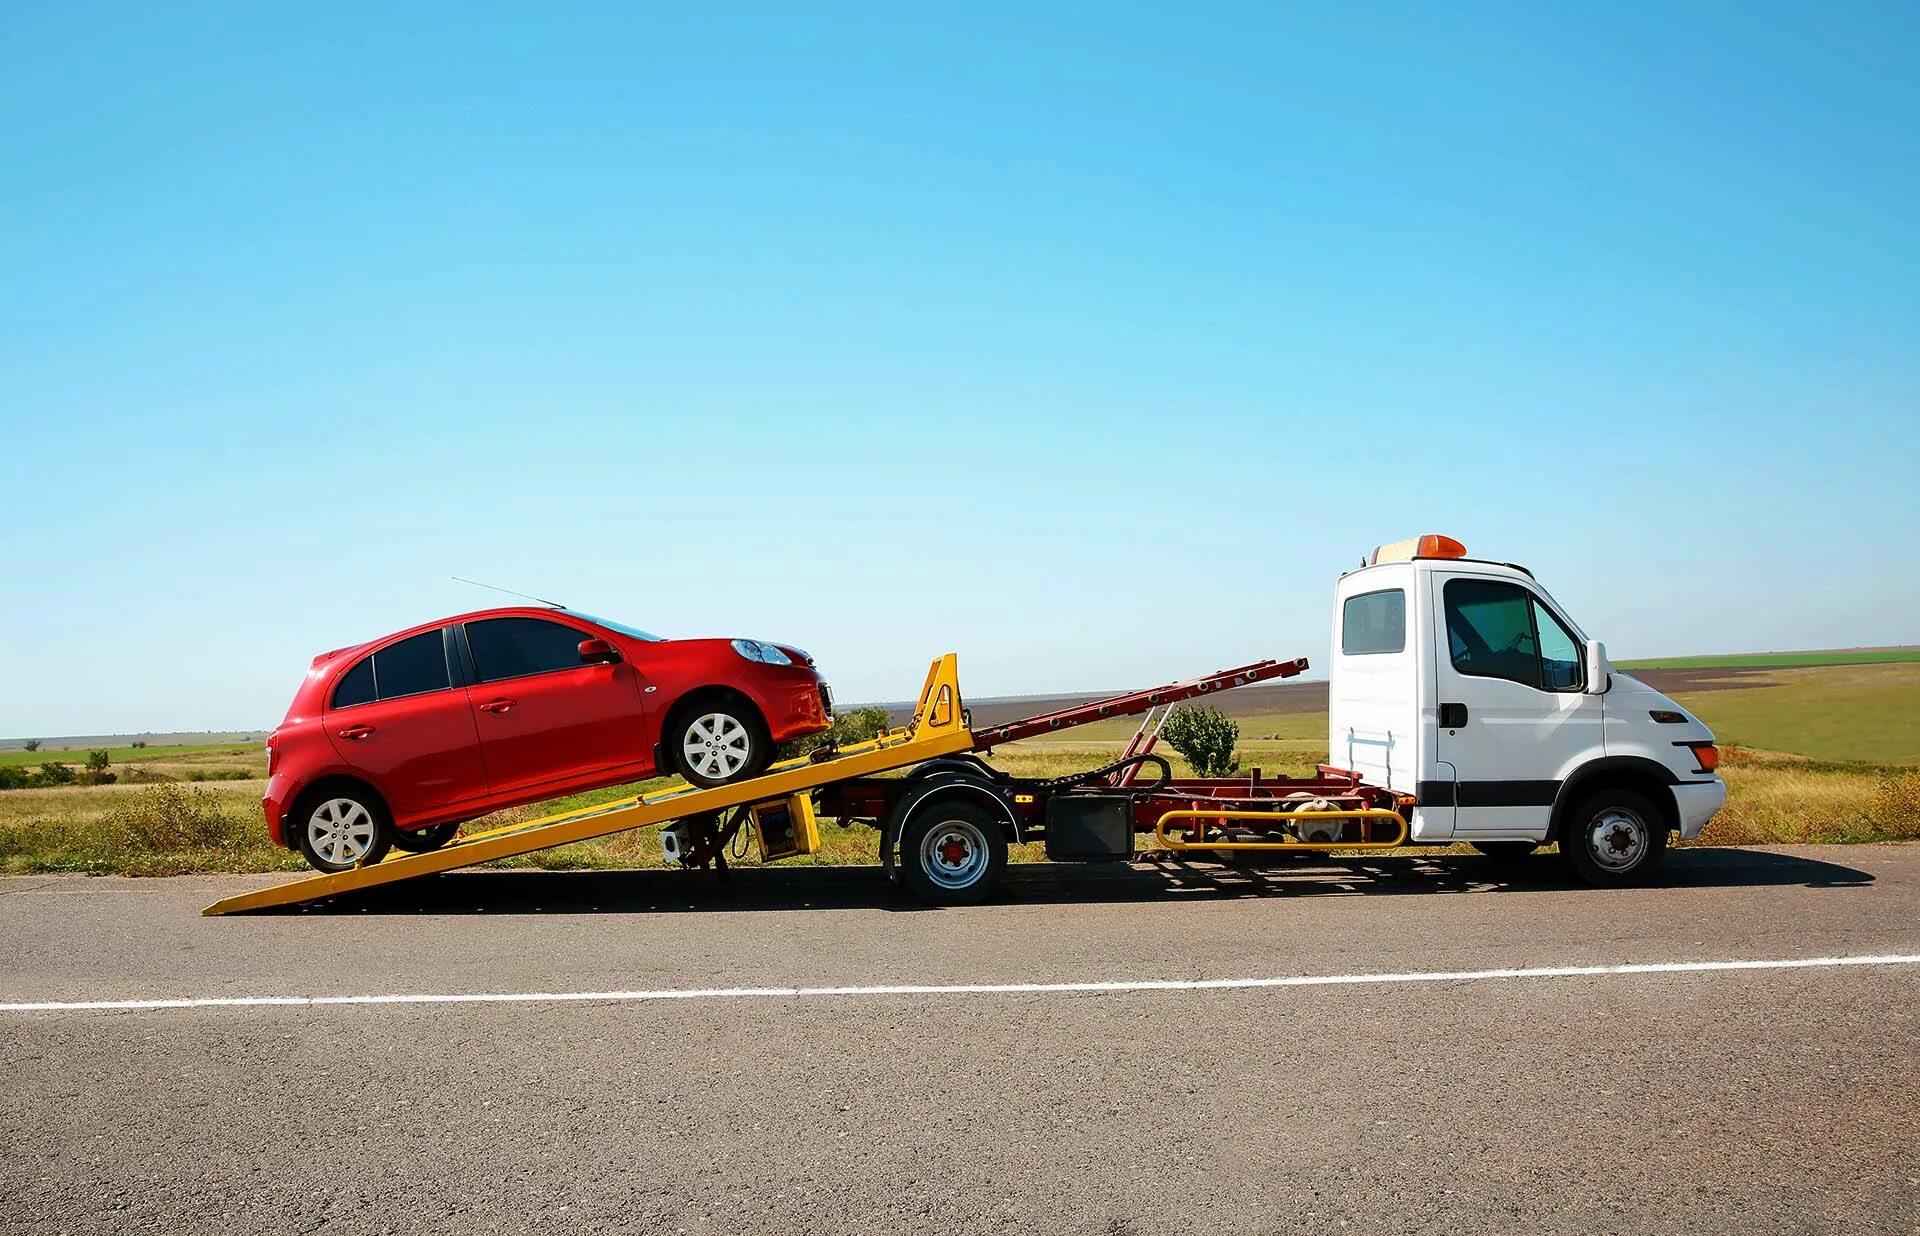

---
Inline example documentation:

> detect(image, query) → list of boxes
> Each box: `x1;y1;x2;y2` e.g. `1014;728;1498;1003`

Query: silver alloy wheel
308;798;377;866
1584;806;1649;873
919;817;990;891
683;712;752;780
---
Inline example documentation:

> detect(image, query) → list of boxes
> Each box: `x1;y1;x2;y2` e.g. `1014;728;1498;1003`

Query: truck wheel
390;820;461;853
900;802;1008;905
293;791;394;873
1559;789;1668;886
667;699;771;788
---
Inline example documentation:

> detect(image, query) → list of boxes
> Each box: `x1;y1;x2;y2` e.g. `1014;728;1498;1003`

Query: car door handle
1438;702;1469;728
478;698;516;714
338;725;376;740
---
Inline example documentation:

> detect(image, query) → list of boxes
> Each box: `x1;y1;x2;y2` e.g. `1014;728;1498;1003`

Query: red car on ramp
265;607;832;872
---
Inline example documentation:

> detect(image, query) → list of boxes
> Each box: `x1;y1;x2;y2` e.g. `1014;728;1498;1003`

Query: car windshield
569;612;664;642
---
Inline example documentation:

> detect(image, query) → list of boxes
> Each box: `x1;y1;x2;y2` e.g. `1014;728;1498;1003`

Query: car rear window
373;630;451;700
331;657;375;709
466;617;589;682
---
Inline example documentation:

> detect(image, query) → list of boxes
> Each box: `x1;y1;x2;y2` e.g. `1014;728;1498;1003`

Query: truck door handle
478;698;515;714
338;725;376;740
1438;702;1469;728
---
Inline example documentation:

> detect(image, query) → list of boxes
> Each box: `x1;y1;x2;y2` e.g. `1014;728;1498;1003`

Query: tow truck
204;535;1726;915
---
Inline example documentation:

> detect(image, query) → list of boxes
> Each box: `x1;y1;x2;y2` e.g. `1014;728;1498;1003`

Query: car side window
466;617;591;682
1444;579;1587;693
373;630;452;700
331;657;375;709
1341;589;1406;655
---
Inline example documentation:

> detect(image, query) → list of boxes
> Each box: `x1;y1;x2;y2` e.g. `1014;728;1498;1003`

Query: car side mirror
1583;639;1609;695
578;637;621;665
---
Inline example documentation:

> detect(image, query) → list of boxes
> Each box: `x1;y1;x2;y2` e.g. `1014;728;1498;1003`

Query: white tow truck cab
1330;535;1727;880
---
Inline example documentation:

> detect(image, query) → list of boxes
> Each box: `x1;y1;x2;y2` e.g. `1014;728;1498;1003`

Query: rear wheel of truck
900;801;1008;905
1559;788;1667;886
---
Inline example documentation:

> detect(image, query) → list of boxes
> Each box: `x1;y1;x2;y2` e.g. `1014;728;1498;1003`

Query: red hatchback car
265;607;832;872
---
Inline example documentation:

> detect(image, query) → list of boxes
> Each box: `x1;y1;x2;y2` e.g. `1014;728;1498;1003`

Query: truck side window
1341;589;1406;654
1444;580;1586;693
1445;579;1542;689
1532;599;1584;691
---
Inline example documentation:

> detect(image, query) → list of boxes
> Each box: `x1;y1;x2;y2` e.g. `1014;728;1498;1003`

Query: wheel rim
683;712;751;780
919;818;990;891
308;798;376;866
1585;807;1648;872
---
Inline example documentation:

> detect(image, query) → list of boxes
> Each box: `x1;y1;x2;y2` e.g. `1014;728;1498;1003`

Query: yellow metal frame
203;654;973;916
1153;808;1408;853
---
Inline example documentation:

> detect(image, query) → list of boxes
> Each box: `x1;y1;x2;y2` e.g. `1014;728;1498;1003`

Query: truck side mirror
1584;639;1609;695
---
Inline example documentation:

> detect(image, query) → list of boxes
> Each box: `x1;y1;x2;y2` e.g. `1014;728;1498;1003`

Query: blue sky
2;3;1917;735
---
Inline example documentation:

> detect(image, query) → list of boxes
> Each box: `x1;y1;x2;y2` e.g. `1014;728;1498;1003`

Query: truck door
1429;574;1601;835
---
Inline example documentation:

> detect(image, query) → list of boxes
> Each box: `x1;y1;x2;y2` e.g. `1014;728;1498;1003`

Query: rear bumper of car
1672;780;1727;840
263;774;295;847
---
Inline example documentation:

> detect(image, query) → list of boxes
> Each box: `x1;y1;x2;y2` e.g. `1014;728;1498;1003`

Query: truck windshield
570;612;664;642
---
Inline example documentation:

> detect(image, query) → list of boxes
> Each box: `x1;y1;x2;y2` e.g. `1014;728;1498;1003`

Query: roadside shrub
0;767;29;791
34;762;77;787
781;705;893;758
107;783;245;853
1861;771;1920;841
1161;705;1240;777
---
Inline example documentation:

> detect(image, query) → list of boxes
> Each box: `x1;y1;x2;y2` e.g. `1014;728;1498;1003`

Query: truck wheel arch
880;771;1023;876
1548;758;1680;842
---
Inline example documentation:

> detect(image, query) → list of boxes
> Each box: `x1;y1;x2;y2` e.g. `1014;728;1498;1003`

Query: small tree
1161;705;1241;777
780;706;894;759
85;750;115;785
23;739;40;753
34;761;77;787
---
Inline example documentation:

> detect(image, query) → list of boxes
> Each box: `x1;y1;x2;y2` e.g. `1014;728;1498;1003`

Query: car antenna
451;576;568;610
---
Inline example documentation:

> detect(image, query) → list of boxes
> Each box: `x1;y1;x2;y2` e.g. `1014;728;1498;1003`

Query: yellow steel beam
1153;808;1409;853
203;654;972;916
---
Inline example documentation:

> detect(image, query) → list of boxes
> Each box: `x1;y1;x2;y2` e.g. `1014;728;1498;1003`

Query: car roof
311;606;586;666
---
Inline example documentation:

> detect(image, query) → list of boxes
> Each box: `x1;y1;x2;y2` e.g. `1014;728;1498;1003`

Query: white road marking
3;953;1916;1014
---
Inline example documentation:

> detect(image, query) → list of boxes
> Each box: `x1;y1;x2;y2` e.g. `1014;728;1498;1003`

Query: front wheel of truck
1559;788;1668;886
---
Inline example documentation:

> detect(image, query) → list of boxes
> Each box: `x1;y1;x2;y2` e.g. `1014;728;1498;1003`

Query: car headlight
731;639;793;666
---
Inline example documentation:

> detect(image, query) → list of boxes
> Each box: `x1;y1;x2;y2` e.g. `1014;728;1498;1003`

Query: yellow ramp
204;654;972;915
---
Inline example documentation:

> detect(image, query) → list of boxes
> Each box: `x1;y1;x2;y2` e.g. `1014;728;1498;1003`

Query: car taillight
1689;743;1719;772
265;735;277;775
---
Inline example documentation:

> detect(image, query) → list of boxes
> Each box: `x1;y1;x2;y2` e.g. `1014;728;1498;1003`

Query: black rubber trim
1417;779;1562;808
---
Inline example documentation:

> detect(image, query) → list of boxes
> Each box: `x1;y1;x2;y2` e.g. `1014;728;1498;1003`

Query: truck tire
390;820;461;853
899;801;1008;905
1559;788;1668;886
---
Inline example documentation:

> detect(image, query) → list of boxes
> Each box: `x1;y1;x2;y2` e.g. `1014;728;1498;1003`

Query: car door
460;615;654;799
1430;574;1601;834
324;628;491;821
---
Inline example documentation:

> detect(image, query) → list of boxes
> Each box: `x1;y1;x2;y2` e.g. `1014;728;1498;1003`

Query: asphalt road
3;844;1916;1235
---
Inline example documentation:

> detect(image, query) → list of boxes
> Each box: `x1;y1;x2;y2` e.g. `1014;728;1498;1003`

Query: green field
0;741;260;770
1621;648;1920;670
1669;662;1920;765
